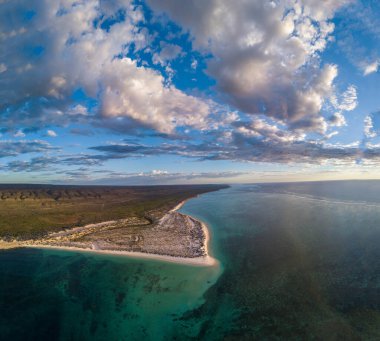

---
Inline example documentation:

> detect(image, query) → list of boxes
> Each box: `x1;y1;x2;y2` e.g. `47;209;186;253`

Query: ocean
1;181;380;340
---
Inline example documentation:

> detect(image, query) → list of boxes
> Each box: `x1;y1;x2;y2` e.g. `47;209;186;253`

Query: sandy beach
169;199;188;212
24;244;217;267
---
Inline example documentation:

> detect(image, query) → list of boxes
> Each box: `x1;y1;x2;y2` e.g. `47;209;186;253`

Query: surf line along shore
1;200;217;267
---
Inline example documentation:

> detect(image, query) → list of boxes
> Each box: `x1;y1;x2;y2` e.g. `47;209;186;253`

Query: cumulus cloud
150;169;169;175
233;118;306;144
100;58;211;133
14;130;26;138
364;111;380;138
364;115;375;138
363;60;379;76
148;0;350;132
0;0;368;173
46;130;57;137
331;85;358;112
1;0;353;137
191;59;198;70
329;112;346;127
0;0;212;134
152;42;183;66
327;85;357;127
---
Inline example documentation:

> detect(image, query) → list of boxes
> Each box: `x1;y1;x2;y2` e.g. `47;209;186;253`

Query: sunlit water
1;181;380;340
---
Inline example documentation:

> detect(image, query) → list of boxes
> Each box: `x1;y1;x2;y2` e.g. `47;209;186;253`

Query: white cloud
342;85;358;111
329;112;347;127
68;105;89;116
152;42;183;66
331;85;358;111
362;60;379;76
101;58;211;133
236;118;306;143
328;85;357;127
0;0;364;168
148;0;350;133
364;112;380;138
46;130;57;137
191;59;198;70
0;63;6;73
14;130;25;138
0;0;212;135
151;169;169;175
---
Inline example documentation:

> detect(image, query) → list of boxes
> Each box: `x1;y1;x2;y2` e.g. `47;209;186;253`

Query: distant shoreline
0;199;218;267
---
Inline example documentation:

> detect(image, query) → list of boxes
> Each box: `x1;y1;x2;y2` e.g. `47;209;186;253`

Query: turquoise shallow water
2;181;380;339
0;247;220;340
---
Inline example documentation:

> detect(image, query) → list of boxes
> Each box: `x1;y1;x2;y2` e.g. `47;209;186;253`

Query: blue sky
1;0;380;184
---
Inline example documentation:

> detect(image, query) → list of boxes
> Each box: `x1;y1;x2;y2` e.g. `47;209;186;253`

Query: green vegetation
0;184;227;240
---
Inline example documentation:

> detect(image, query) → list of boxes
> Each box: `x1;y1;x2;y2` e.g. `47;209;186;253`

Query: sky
1;0;380;185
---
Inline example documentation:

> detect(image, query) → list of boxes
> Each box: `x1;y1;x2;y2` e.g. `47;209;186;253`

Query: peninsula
0;184;227;265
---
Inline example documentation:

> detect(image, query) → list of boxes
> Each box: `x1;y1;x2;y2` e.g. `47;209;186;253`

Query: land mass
0;184;227;265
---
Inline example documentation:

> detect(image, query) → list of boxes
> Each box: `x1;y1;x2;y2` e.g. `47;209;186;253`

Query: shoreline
1;199;218;267
170;200;187;212
24;244;217;267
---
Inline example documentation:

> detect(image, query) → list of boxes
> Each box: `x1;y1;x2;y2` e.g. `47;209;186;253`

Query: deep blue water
1;181;380;339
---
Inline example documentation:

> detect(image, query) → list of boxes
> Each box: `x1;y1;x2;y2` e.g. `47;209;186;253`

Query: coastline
170;200;187;212
24;244;216;267
1;199;218;267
